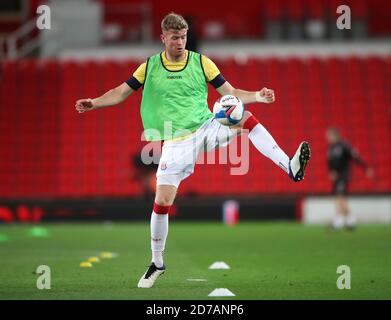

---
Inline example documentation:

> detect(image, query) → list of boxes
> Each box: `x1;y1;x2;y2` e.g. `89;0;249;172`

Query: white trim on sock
248;123;290;174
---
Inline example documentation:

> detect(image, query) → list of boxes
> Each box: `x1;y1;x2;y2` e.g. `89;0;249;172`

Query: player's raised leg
234;111;311;181
137;184;177;288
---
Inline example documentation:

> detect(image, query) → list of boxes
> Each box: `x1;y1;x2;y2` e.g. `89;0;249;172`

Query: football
213;95;244;126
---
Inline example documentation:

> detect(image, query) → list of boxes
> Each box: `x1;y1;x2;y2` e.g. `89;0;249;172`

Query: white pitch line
186;278;208;282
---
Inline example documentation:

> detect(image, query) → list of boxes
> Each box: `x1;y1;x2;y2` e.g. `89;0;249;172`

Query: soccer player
75;13;311;288
326;127;374;230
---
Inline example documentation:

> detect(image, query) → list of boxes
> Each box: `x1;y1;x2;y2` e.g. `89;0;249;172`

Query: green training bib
140;51;213;141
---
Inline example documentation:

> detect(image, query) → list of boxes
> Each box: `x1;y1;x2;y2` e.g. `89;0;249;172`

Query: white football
213;95;244;126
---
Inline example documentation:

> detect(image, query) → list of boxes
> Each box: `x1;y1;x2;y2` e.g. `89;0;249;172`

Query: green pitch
0;222;390;300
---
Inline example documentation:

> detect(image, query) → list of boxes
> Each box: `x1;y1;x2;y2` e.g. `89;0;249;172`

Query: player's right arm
75;83;134;113
75;62;146;113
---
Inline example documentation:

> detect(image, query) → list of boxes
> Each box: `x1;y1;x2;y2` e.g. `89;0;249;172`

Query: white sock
248;123;290;174
150;211;168;268
332;215;345;229
346;215;356;227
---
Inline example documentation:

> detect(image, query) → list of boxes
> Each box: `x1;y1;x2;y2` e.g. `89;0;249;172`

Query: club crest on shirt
160;162;167;170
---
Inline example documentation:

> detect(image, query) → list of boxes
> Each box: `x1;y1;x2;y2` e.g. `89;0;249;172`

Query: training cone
208;261;231;269
208;288;236;297
100;252;113;259
0;234;9;243
29;227;50;238
80;262;93;268
88;257;100;263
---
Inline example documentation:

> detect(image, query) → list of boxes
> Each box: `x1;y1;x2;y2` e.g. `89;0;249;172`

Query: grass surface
0;222;390;300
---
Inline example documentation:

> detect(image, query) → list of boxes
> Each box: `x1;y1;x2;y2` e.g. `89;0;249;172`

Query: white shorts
156;118;236;188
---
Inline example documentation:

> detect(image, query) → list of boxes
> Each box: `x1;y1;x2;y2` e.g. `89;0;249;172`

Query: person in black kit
326;127;374;230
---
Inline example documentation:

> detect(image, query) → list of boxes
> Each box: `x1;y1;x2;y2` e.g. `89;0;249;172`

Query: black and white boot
137;263;166;288
289;141;311;182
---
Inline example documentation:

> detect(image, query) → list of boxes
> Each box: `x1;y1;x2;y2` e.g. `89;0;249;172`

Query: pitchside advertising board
1;196;390;223
0;197;297;222
302;196;391;224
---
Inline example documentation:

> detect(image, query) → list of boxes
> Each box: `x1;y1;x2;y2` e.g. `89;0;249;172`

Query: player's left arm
217;81;275;104
349;146;374;178
201;55;275;104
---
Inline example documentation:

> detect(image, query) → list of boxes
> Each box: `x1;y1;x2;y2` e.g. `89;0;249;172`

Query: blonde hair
161;12;188;31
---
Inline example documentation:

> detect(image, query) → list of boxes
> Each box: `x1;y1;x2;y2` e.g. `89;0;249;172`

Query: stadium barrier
302;196;391;224
0;196;297;222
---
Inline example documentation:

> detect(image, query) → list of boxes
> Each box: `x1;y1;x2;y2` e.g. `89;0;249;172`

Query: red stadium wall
0;56;390;198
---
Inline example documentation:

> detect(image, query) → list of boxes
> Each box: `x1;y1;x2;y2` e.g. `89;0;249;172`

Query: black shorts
333;177;349;195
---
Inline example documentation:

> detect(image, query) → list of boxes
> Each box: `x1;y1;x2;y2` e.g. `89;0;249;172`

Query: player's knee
237;111;253;128
154;197;173;206
154;190;176;206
